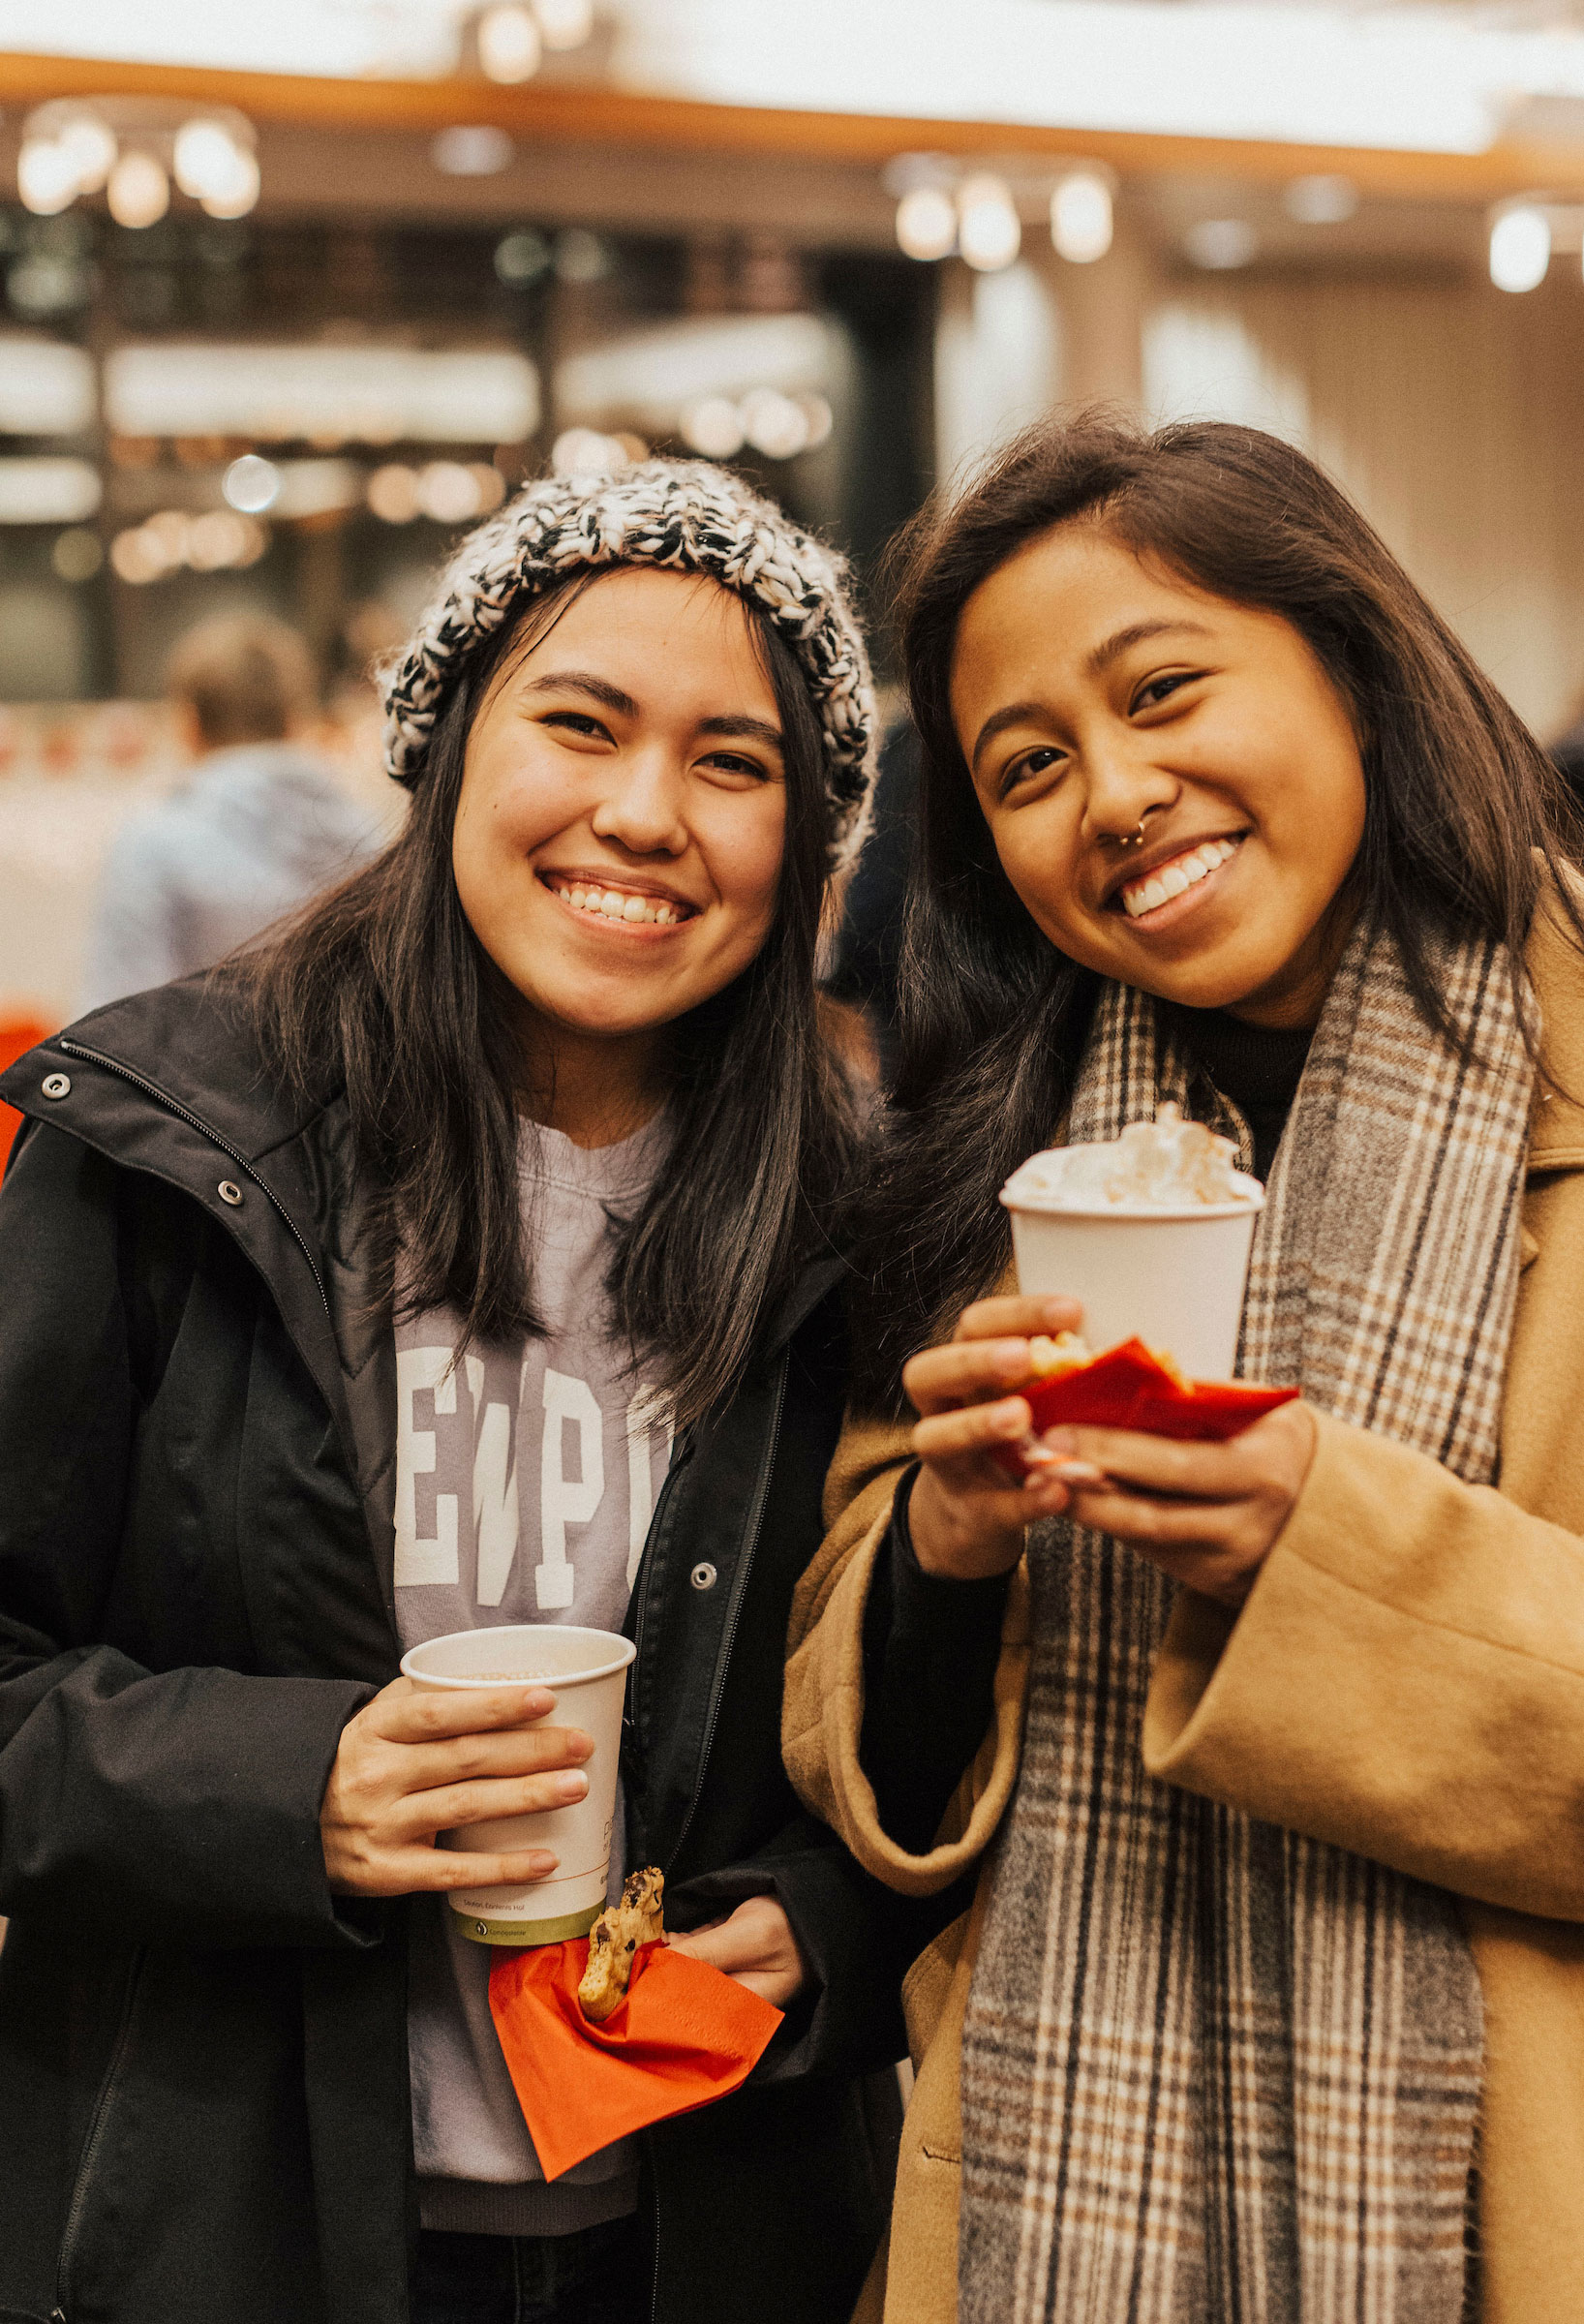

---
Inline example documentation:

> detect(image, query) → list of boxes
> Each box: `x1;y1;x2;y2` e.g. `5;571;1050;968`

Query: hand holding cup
320;1676;592;1899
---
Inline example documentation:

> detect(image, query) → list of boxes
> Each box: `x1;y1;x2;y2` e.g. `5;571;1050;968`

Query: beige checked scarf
960;917;1534;2324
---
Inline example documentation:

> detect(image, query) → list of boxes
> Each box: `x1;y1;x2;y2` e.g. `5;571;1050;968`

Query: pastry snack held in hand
577;1867;666;2023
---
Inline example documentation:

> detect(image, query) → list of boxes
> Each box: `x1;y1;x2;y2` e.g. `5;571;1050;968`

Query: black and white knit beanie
381;458;878;869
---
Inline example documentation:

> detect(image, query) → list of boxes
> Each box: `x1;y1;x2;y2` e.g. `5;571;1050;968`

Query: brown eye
1132;672;1199;714
1003;747;1062;795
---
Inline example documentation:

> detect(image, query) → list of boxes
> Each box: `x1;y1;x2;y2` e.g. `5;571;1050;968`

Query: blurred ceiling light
469;461;508;512
145;508;193;564
799;393;834;448
173;118;260;218
0;340;96;435
109;526;168;585
533;0;595;50
17;138;80;216
107;345;540;444
895;184;957;262
223;453;282;512
1489;203;1550;290
107;151;170;229
555;228;611;283
682;395;746;458
477;4;541;81
432;125;514;176
173;118;241;201
1050;169;1113;263
1184;217;1258;269
270;458;363;519
367;464;421;523
1283;172;1358;225
51;526;103;582
957;173;1020;272
416;460;483;523
0;456;102;523
58;113;117;194
740;385;809;459
551;427;629;477
187;509;254;569
496;229;552;286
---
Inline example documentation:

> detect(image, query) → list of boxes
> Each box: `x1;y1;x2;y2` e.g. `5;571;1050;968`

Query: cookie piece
577;1867;666;2023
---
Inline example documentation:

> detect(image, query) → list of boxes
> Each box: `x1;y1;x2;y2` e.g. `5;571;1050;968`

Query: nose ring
1116;821;1148;848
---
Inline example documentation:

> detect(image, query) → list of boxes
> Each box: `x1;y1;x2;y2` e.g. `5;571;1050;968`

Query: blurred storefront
7;0;1584;1021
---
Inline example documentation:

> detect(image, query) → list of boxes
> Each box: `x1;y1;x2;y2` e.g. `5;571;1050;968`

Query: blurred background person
79;612;382;1010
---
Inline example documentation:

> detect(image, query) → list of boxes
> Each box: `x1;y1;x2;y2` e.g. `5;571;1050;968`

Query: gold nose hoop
1117;821;1147;848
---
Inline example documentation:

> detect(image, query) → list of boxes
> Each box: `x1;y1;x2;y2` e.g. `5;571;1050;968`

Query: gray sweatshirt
394;1116;673;2238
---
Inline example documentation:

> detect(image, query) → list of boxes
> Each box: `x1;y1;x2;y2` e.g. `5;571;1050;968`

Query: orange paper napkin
488;1937;783;2181
996;1335;1298;1478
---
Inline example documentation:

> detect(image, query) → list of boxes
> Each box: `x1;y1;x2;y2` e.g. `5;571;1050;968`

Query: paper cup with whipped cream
1000;1105;1264;1380
399;1623;635;1947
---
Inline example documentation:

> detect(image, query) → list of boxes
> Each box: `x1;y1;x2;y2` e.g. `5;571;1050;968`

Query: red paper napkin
488;1937;783;2181
997;1335;1298;1477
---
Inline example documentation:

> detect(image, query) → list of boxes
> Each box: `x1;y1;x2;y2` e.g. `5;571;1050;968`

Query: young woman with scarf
0;463;922;2324
783;413;1584;2324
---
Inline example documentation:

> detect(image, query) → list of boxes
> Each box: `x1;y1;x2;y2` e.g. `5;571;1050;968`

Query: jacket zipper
52;1948;146;2323
662;1352;787;1876
56;1039;333;1326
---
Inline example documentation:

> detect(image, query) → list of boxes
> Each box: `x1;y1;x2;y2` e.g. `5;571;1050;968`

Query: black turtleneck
1164;1005;1314;1181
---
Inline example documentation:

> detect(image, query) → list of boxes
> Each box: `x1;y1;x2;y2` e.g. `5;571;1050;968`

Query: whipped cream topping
1001;1102;1260;1213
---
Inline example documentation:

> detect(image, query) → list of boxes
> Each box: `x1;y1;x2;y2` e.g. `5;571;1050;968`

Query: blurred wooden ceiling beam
3;48;1584;203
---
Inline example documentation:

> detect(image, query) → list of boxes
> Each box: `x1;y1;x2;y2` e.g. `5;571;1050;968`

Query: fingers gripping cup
400;1624;636;1948
1000;1105;1264;1380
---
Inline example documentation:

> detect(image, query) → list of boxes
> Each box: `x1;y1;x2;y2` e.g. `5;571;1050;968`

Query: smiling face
949;521;1368;1027
452;566;789;1120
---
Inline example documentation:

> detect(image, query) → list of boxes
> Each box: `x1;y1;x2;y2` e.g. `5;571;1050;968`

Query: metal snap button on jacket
217;1180;244;1207
689;1562;717;1591
41;1072;70;1099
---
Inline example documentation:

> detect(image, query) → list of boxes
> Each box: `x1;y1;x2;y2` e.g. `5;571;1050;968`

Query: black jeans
410;2217;650;2324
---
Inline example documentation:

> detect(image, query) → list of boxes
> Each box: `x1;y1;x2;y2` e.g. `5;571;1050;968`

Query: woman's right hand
904;1294;1096;1582
320;1677;594;1898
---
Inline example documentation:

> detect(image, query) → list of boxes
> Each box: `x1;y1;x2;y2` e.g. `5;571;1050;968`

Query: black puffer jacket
0;981;922;2324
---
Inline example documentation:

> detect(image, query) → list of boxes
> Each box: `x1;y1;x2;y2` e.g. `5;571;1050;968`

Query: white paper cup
1002;1175;1264;1380
399;1623;635;1948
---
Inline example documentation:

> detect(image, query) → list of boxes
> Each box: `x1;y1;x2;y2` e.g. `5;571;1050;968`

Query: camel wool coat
784;891;1584;2324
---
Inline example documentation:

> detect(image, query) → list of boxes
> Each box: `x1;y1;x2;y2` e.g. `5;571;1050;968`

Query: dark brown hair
846;409;1582;1412
236;570;857;1425
167;612;318;749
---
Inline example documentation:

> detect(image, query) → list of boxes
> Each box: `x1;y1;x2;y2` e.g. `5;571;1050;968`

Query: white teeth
1121;836;1240;920
550;879;685;928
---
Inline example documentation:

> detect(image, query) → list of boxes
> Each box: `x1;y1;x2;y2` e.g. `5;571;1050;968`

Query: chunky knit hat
381;458;878;868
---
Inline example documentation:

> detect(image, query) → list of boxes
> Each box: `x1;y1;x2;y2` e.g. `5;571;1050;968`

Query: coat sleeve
1143;1409;1584;1919
781;1406;1031;1899
0;1119;380;1949
668;1807;973;2083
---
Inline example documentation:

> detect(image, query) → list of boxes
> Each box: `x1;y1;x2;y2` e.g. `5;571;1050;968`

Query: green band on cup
455;1901;602;1948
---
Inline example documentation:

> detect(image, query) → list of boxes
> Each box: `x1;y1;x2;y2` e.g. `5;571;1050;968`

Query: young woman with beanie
784;413;1584;2324
0;462;916;2324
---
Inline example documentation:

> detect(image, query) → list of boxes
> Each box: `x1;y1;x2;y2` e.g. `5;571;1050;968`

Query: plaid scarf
960;918;1533;2324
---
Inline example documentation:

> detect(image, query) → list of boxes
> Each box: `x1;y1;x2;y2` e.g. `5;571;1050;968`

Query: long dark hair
847;409;1582;1412
237;570;857;1425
